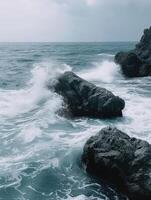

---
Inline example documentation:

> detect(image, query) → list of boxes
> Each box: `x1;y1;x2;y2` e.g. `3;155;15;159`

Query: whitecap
0;61;71;118
97;53;114;57
17;125;42;143
79;60;120;83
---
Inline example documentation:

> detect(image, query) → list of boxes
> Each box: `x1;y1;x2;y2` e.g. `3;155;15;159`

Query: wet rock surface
82;126;151;200
53;71;125;118
115;27;151;77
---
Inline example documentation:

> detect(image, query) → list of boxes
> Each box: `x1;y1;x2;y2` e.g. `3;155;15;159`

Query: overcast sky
0;0;151;42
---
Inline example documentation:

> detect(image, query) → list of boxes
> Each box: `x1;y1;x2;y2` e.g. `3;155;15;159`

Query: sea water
0;42;150;200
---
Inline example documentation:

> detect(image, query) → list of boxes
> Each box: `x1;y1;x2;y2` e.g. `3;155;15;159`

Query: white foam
65;195;87;200
79;60;120;83
17;125;42;143
123;93;151;141
98;53;114;57
65;195;102;200
0;62;71;118
49;158;59;168
0;66;48;117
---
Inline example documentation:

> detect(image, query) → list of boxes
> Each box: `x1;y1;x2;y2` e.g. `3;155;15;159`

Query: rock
115;52;143;77
115;27;151;77
53;71;125;118
82;127;151;200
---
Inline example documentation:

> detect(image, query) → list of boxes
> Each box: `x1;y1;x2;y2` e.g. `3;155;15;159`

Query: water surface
0;42;150;200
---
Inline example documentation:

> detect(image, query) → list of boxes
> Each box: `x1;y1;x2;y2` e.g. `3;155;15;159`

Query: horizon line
0;41;137;43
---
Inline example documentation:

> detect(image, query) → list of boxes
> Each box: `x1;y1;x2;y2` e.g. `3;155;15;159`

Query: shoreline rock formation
82;126;151;200
115;27;151;77
53;71;125;118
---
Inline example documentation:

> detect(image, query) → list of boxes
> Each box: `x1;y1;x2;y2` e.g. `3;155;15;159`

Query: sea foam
0;62;71;118
79;60;120;83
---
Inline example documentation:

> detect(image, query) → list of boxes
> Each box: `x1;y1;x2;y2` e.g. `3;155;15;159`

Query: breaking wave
79;60;120;83
0;62;71;118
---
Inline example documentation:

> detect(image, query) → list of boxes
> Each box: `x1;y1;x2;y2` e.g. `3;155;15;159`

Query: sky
0;0;151;42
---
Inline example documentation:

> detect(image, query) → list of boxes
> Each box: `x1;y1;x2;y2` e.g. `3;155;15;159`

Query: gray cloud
0;0;150;41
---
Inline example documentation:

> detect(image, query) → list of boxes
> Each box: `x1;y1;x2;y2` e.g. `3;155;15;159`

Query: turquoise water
0;42;150;200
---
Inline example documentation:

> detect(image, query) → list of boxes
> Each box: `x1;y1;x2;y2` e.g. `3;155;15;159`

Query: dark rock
82;126;151;200
115;27;151;77
53;71;125;118
115;52;143;77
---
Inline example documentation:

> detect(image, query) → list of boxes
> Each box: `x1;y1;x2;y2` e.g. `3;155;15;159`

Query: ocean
0;42;150;200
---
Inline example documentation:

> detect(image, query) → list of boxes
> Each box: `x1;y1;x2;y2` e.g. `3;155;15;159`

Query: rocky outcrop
115;27;151;77
82;127;151;200
53;71;125;118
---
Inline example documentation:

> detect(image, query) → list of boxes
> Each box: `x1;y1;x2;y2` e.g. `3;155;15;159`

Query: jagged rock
53;71;125;118
82;126;151;200
115;27;151;77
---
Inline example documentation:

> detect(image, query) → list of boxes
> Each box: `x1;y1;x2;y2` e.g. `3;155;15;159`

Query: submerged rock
82;126;151;200
115;27;151;77
53;71;125;118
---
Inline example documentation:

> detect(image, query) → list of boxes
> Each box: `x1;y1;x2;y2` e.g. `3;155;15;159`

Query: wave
97;53;114;57
78;60;120;83
0;62;71;118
